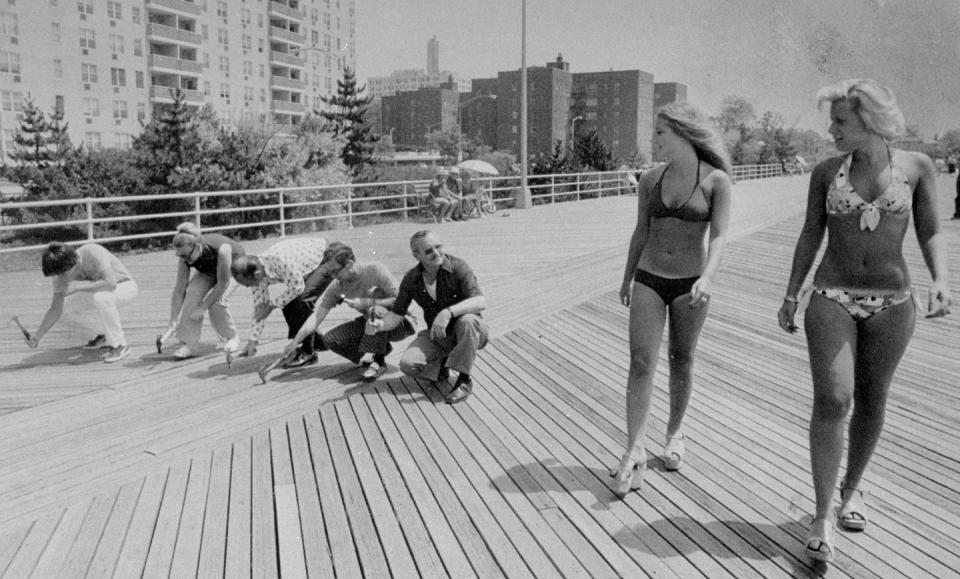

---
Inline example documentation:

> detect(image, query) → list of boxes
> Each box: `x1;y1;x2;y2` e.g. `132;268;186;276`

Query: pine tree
132;89;204;186
9;97;54;168
318;67;379;177
574;129;616;171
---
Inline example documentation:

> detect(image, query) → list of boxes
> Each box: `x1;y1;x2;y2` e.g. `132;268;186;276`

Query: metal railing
731;163;784;181
0;165;787;256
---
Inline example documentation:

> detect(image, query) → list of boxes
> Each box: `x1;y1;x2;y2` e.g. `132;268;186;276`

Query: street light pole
569;115;583;153
517;0;531;209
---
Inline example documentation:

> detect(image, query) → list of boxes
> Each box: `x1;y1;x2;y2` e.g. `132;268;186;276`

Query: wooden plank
250;429;279;579
111;469;168;579
225;436;253;579
270;424;308;579
0;521;32;575
168;453;213;579
1;510;65;578
285;415;335;579
56;492;118;578
319;403;392;577
84;480;145;578
142;461;192;578
197;445;232;578
302;410;362;579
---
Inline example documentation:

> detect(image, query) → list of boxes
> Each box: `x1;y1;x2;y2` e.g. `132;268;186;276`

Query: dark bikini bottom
634;269;699;305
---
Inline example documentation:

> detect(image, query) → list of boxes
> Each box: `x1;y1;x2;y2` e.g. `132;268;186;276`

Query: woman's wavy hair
657;103;732;175
816;79;905;140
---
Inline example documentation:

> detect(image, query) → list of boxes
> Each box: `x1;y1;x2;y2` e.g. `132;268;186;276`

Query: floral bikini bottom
813;287;915;321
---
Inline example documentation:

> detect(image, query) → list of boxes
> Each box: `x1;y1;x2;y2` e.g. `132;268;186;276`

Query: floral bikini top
826;153;912;231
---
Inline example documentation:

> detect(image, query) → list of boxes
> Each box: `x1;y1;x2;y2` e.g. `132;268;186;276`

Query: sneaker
283;351;318;368
82;334;107;350
102;344;130;363
222;337;240;353
361;361;386;382
173;345;195;360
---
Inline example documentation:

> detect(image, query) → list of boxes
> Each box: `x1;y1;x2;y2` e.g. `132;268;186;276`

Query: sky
355;0;960;138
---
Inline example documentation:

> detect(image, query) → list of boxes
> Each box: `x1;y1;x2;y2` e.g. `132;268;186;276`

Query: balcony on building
145;0;201;17
270;90;306;115
270;65;305;91
147;14;201;45
268;0;305;21
150;79;204;105
268;22;306;46
148;44;202;75
269;47;305;68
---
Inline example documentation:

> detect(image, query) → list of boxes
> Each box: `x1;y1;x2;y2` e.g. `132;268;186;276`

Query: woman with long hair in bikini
613;103;733;497
779;79;951;563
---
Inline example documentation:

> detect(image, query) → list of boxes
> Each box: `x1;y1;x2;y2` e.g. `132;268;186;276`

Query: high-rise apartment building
654;82;687;110
0;0;356;160
426;35;438;75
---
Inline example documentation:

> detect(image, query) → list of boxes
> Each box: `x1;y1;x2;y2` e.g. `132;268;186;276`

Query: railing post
279;190;286;237
194;194;202;228
86;200;94;241
348;187;354;229
576;174;581;201
403;182;409;220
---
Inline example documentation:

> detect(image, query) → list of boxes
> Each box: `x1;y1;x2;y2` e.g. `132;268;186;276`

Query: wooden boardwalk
0;175;958;577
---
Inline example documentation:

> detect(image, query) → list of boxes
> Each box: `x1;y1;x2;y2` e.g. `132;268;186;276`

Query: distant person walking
778;79;951;563
613;103;733;497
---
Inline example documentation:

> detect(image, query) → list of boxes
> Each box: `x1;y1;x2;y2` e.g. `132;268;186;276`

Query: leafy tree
939;129;960;158
319;67;379;177
531;140;574;175
713;95;756;134
574;130;616;171
424;128;459;162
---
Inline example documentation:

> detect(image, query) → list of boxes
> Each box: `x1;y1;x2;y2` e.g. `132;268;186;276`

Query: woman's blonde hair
172;221;201;248
816;78;905;140
657;103;732;175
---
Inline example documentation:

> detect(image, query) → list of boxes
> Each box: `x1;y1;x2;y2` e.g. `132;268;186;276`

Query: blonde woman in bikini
779;79;952;563
613;103;733;497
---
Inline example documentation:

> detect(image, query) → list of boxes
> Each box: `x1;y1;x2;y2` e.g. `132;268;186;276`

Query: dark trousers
955;172;960;217
281;266;334;356
324;315;416;364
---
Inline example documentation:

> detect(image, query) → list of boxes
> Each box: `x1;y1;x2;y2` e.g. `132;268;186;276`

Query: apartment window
131;7;140;24
51;22;60;42
133;39;143;57
323;12;330;30
242;34;251;52
83;97;100;117
79;29;96;49
243;60;252;77
83;132;101;149
0;11;17;36
53;58;62;79
201;25;208;40
257;39;264;53
110;34;124;55
311;30;318;45
137;102;146;122
135;70;143;88
258;63;264;77
241;8;250;24
80;62;97;82
76;1;93;15
203;81;210;96
218;29;228;49
0;50;20;74
216;1;228;23
1;90;23;111
54;95;64;115
107;0;121;19
323;34;330;50
243;86;253;106
115;133;131;149
219;56;229;76
110;67;126;87
219;83;230;101
257;13;263;28
260;88;266;103
112;100;128;119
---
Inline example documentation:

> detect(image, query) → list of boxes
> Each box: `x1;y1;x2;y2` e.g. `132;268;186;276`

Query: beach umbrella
457;159;499;175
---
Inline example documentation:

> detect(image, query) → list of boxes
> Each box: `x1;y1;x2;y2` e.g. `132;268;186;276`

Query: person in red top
374;230;488;404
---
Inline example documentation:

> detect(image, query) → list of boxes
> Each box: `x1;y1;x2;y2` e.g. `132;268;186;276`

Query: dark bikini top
647;162;711;222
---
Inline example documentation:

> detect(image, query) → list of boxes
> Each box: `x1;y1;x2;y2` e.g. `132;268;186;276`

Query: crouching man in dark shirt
372;230;488;404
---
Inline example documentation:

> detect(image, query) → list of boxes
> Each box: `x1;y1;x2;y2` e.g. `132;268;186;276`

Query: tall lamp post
457;93;496;163
517;0;531;209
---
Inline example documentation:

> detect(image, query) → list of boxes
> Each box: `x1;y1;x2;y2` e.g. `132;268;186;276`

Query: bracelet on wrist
783;295;799;303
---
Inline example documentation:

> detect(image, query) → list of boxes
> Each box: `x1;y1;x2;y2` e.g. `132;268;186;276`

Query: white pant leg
92;280;138;347
206;277;239;342
176;273;215;349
